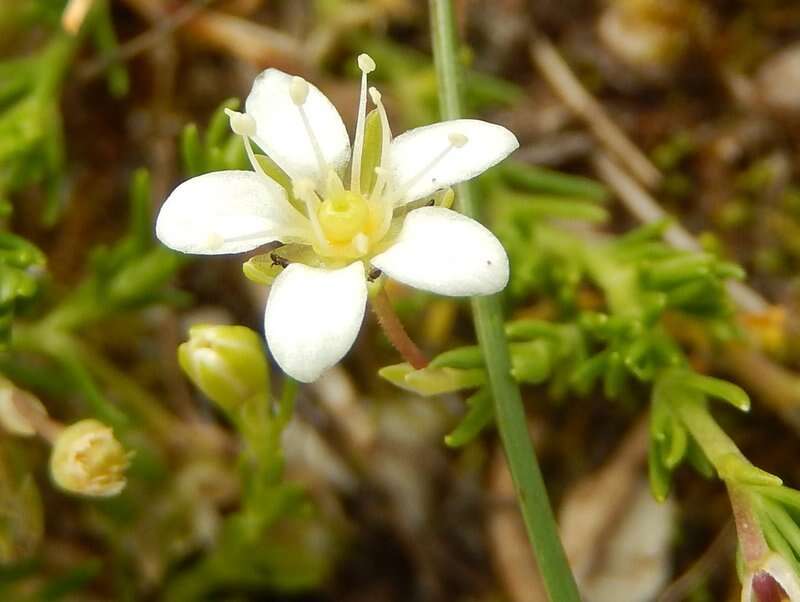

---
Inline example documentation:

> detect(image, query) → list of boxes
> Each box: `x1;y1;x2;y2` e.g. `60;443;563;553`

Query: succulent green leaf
444;387;494;447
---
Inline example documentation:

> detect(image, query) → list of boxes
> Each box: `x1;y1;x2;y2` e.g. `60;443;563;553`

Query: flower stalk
371;285;429;369
429;1;582;601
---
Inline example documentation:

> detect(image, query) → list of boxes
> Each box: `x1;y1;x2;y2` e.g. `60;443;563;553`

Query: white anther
448;132;468;148
352;233;369;255
358;53;376;74
206;233;224;250
224;109;256;137
369;87;382;104
289;77;310;105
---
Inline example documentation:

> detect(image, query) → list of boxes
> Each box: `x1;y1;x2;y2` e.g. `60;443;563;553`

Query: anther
353;232;369;255
358;53;376;74
369;87;382;104
289;77;310;105
224;108;256;137
448;132;468;148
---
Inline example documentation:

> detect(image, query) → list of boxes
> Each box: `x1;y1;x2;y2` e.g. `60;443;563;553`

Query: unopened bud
742;553;800;602
178;325;268;410
0;383;47;437
50;419;129;497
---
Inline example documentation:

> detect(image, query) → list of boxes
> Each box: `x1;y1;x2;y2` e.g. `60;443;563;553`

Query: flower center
317;191;370;244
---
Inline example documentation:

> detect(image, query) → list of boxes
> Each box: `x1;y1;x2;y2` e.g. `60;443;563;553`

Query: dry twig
530;39;661;188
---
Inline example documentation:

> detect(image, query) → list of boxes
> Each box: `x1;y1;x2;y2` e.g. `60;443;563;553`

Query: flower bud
178;325;268;411
0;381;47;437
742;553;800;602
50;419;129;497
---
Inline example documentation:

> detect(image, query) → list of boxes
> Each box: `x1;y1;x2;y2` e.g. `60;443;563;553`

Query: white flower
156;54;518;382
742;553;800;602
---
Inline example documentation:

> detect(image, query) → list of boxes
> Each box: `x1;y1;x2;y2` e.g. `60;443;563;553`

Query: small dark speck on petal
486;260;492;265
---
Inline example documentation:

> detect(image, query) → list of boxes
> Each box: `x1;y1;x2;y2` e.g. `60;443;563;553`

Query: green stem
429;2;581;601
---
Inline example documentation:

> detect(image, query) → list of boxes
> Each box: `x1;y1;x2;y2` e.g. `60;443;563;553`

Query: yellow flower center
317;191;370;244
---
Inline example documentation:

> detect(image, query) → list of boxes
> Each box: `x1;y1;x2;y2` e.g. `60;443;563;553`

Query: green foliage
0;35;75;223
181;99;248;177
0;233;44;345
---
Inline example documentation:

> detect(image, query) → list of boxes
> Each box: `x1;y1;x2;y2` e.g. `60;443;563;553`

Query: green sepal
243;255;283;286
378;363;486;396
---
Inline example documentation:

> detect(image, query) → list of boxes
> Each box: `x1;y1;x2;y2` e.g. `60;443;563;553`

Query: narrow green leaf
648;436;672;502
180;124;204;177
430;345;484;369
682;372;750;412
501;161;608;202
444;387;494;447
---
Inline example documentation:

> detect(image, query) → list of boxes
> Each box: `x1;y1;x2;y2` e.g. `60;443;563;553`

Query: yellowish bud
0;384;47;437
178;324;268;411
50;419;129;497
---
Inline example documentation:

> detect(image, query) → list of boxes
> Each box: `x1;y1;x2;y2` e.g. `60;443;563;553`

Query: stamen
224;108;256;137
294;178;331;252
204;226;311;249
289;76;329;177
225;108;276;184
350;53;376;194
390;132;469;206
326;170;345;198
289;77;309;105
352;232;369;255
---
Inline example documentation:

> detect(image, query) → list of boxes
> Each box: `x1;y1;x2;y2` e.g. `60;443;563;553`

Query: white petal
156;171;308;255
371;207;509;296
741;571;754;602
763;554;800;601
246;69;351;183
264;262;367;382
389;119;518;203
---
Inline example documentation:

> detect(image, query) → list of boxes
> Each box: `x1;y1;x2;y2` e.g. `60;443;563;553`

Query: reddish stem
371;286;429;369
